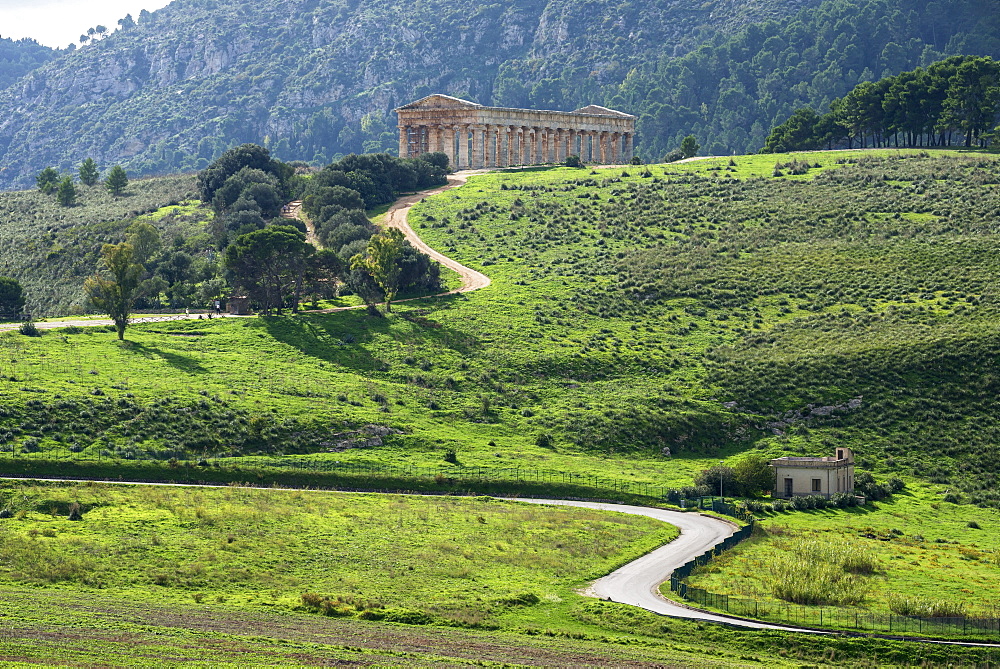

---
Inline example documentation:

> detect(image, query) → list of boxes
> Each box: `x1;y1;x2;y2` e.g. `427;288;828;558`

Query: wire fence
668;506;1000;638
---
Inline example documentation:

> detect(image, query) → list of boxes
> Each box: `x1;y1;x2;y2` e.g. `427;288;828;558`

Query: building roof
394;95;636;119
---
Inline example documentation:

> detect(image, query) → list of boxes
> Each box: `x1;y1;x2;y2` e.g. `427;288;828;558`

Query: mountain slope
0;36;58;91
0;0;817;188
611;0;1000;157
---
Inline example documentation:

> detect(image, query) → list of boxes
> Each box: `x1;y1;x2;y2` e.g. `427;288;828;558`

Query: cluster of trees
35;160;129;206
693;452;775;498
301;152;446;256
299;152;447;313
80;144;447;335
612;0;1000;159
762;56;1000;152
126;221;226;311
0;36;57;89
198;143;296;246
199;144;443;316
83;220;229;338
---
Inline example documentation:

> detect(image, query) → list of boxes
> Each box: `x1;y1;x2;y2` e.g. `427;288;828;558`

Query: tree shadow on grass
121;341;207;374
251;298;481;375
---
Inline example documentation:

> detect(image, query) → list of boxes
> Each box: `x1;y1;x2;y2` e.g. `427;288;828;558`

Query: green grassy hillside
3;149;1000;507
0;174;203;315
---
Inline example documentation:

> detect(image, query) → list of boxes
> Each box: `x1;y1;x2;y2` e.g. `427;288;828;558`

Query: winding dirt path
382;172;491;294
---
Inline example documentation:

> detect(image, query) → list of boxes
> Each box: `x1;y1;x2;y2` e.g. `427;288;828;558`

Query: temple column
623;132;634;162
442;126;456;170
541;129;549;163
493;127;503;167
598;131;608;164
472;125;486;170
398;126;409;158
610;132;620;164
502;126;512;167
483;125;492;167
522;127;531;165
427;125;441;155
555;129;566;163
457;124;469;169
580;131;590;162
537;128;545;164
472;125;485;168
567;129;577;160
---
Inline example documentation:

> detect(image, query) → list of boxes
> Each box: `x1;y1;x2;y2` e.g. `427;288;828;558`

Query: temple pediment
571;105;634;118
395;94;482;111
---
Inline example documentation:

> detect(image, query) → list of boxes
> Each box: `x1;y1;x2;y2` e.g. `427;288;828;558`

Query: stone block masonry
395;94;636;169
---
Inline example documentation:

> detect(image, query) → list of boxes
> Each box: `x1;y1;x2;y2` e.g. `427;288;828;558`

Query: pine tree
105;164;129;196
78;158;99;186
56;176;77;206
35;167;59;194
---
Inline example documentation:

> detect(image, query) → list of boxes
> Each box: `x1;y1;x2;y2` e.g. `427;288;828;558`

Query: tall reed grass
766;539;878;605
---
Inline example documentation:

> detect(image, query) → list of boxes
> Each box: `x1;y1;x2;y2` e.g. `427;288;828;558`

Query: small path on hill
0;313;236;334
382;172;491;294
282;200;321;247
311;171;491;314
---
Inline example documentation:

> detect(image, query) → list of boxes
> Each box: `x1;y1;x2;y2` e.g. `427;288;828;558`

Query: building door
784;478;793;497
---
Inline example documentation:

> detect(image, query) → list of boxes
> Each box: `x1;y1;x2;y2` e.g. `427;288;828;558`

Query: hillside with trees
0;145;445;316
0;0;871;189
761;55;1000;152
0;36;58;90
611;0;1000;158
0;0;996;184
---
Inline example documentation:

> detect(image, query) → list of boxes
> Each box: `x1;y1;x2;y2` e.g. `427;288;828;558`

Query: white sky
0;0;171;49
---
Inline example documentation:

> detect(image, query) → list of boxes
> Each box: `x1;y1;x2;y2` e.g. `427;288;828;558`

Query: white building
770;448;855;499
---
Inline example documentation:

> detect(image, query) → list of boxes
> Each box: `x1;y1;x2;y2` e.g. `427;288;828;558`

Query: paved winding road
4;476;1000;645
519;499;829;633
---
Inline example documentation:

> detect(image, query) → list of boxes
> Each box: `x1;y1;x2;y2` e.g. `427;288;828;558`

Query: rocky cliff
0;0;818;188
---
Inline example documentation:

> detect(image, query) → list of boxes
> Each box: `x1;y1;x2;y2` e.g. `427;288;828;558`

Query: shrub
535;433;554;449
887;476;906;493
888;594;966;618
18;320;39;336
443;450;458;464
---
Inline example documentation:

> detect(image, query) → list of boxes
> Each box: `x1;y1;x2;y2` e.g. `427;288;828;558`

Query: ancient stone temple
395;95;636;169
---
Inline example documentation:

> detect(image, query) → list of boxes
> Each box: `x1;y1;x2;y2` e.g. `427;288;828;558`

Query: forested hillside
762;56;1000;152
0;0;820;188
0;36;57;91
612;0;1000;157
0;0;996;186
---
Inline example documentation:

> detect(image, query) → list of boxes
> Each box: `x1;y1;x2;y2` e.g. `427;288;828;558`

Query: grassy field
681;479;1000;618
0;482;674;622
1;481;999;666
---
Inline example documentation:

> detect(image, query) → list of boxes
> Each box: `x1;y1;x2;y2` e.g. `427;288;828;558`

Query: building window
811;478;821;492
